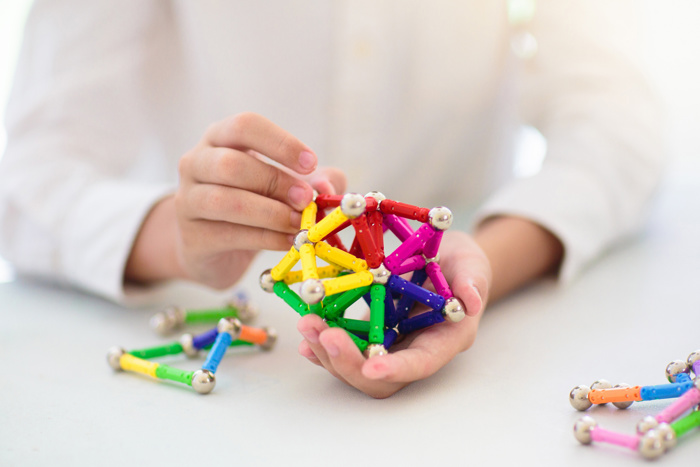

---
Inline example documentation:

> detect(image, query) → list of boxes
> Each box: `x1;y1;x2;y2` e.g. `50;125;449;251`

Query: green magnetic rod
150;294;258;335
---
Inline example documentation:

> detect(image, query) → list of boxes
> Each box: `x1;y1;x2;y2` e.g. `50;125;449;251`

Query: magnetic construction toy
259;191;465;358
570;349;700;460
107;317;277;394
149;291;258;336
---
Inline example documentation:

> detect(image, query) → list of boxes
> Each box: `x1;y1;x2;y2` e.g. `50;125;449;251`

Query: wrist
124;195;186;285
474;215;563;301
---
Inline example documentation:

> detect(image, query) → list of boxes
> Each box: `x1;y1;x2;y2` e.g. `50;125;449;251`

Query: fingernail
322;340;340;358
288;185;309;209
298;151;317;171
467;283;483;316
369;362;389;379
310;176;334;195
289;211;302;229
301;328;319;345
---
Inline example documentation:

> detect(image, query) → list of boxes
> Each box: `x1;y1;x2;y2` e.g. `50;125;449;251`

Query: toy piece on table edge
260;191;466;358
150;291;258;336
571;349;700;460
107;318;276;394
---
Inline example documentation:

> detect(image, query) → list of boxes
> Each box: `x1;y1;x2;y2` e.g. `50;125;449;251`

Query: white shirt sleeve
0;0;176;300
474;0;666;282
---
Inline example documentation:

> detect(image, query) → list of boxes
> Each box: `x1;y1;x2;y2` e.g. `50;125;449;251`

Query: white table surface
1;160;699;467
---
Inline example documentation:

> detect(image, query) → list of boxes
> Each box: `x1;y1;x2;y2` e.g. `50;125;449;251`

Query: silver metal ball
590;379;612;405
665;360;689;383
423;253;440;264
687;350;700;375
259;269;276;293
299;278;325;305
293;229;311;251
230;301;258;323
365;344;388;359
442;297;466;323
150;306;186;335
217;317;242;339
569;385;592;411
612;383;634;409
364;191;386;205
636;415;659;435
180;333;199;358
260;327;278;351
369;265;390;285
364;191;386;201
638;430;665;460
107;347;126;371
655;422;677;450
340;193;367;219
226;291;258;323
191;369;216;394
573;416;597;445
428;206;453;231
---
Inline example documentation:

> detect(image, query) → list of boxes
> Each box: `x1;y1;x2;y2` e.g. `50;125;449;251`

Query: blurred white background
0;1;698;283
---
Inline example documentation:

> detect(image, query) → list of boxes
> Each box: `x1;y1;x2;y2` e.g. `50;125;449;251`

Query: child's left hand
296;230;491;398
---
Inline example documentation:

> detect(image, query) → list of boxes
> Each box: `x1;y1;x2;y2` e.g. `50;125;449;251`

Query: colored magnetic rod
351;214;384;268
202;318;241;373
107;346;213;394
574;405;700;461
181;320;277;357
380;199;430;222
315;241;368;273
384;223;436;272
571;374;694;411
655;381;700;424
387;275;445;312
107;318;276;395
150;295;257;335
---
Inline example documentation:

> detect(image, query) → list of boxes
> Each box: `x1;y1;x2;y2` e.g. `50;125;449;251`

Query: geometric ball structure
260;191;465;358
571;349;700;460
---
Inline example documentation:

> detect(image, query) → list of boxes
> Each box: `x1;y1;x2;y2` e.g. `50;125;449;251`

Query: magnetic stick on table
201;318;241;374
150;295;257;335
571;349;700;460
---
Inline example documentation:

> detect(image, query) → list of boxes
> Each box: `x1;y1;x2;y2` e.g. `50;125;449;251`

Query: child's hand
296;230;490;398
126;113;345;287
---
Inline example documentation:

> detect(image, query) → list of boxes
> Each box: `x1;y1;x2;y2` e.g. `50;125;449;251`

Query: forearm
125;195;184;284
474;216;563;303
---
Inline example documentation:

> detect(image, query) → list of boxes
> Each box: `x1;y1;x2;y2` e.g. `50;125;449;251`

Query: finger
361;346;446;384
204;112;317;174
363;316;479;383
183;147;314;211
180;219;292;252
296;314;348;384
440;233;490;316
298;340;323;367
318;328;405;398
183;184;302;234
307;167;347;195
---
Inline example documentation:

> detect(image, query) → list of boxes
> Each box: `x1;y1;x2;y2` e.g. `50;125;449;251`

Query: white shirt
0;0;665;301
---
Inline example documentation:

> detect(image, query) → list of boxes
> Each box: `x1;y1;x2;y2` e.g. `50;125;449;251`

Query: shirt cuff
61;180;175;302
471;164;621;283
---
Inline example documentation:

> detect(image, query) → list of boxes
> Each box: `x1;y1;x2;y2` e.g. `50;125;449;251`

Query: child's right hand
125;112;345;288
